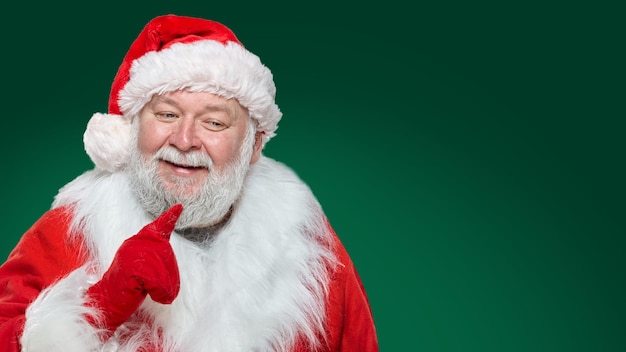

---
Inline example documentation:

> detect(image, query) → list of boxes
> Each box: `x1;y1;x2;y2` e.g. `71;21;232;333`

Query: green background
1;1;623;351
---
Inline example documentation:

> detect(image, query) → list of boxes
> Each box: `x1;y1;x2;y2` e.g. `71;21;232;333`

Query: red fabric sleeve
0;207;87;350
323;228;379;352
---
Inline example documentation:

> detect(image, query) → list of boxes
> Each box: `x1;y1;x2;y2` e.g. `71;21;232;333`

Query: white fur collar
52;156;336;351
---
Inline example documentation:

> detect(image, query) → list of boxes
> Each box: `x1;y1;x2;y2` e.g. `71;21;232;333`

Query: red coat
0;206;378;351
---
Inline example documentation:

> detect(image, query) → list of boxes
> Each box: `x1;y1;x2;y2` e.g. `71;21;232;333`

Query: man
0;14;378;351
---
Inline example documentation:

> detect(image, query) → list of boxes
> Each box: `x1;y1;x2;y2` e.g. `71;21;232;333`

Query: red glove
85;204;183;335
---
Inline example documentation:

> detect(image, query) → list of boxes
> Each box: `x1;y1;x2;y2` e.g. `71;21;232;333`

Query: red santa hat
83;14;281;172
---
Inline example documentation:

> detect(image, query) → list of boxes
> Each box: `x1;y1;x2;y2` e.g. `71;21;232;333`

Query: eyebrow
153;95;236;114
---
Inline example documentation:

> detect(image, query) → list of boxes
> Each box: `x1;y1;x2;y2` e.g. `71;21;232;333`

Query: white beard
127;122;256;231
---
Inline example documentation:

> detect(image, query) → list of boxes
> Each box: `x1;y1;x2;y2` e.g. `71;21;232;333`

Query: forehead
150;90;245;113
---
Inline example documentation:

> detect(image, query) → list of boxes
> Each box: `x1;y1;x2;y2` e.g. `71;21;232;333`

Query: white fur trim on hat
83;113;131;172
119;40;282;144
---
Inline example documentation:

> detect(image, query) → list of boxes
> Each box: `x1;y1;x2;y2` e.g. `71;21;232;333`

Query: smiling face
127;90;263;229
136;90;262;196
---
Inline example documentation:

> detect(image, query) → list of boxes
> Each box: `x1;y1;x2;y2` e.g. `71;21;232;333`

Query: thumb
148;204;183;239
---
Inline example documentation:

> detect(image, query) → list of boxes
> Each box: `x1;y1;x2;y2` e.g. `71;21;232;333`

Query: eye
203;120;228;132
154;112;178;121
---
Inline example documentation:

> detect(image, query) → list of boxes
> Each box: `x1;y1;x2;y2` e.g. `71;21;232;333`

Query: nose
169;117;201;151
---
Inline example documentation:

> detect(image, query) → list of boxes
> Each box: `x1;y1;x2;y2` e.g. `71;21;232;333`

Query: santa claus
0;14;378;352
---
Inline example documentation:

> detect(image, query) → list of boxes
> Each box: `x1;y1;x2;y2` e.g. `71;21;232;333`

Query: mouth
161;159;208;175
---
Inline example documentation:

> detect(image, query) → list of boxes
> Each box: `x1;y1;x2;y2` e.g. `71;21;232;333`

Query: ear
249;131;264;164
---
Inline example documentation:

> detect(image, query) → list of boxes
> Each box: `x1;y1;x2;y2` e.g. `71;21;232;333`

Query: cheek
202;135;244;165
137;121;168;156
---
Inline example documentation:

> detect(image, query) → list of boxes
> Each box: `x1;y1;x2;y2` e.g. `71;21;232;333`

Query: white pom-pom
83;113;132;172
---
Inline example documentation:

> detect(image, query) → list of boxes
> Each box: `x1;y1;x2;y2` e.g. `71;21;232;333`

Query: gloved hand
85;204;183;335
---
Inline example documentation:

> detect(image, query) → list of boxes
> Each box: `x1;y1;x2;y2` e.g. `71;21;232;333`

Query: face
137;90;262;195
127;90;263;229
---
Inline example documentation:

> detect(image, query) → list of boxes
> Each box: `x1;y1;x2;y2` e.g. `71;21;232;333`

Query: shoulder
240;156;322;228
5;205;88;281
246;156;309;195
22;205;75;247
52;169;131;209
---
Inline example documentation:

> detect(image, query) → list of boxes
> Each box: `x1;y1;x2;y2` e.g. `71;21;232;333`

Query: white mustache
154;147;213;168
